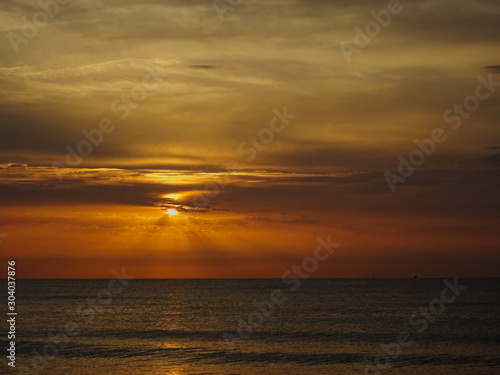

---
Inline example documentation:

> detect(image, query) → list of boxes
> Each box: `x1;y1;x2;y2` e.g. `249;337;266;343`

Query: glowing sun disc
167;208;179;216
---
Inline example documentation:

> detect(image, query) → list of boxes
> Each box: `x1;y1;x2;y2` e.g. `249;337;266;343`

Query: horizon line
5;276;499;280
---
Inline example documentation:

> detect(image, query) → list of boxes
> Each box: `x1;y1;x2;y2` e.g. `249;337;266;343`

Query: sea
2;278;499;374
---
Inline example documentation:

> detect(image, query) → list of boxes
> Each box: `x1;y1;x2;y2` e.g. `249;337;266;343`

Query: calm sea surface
2;279;499;374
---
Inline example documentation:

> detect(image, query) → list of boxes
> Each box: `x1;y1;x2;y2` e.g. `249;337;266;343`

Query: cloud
484;65;500;74
478;154;500;163
189;65;219;69
0;58;178;82
0;0;499;182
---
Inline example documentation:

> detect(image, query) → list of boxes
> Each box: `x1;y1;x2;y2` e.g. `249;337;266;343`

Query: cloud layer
0;0;499;277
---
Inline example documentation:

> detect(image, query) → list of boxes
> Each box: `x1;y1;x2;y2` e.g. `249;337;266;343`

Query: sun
167;208;179;216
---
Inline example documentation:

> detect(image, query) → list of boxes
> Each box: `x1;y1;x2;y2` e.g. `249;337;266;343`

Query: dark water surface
2;278;499;374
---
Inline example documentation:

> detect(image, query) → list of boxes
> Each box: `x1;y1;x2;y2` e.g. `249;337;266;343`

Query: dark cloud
484;65;500;74
478;154;500;163
189;65;219;69
0;165;497;220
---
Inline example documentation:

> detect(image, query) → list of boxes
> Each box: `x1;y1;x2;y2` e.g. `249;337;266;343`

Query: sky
0;0;499;278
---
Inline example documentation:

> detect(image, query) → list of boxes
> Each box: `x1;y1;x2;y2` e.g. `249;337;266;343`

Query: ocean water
2;278;500;374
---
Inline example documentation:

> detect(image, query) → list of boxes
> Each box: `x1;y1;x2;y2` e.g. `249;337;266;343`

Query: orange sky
0;167;498;278
0;0;499;278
